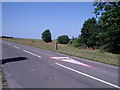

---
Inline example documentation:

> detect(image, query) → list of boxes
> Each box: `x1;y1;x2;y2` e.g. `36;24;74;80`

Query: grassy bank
2;38;119;66
0;39;2;89
0;67;2;89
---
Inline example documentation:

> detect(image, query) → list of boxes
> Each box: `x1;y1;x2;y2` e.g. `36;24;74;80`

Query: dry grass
2;38;119;66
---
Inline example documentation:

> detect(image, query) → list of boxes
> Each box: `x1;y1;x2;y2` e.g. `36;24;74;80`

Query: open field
2;38;119;66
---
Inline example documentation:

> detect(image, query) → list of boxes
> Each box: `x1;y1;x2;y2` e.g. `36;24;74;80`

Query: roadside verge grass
2;38;119;67
0;67;2;89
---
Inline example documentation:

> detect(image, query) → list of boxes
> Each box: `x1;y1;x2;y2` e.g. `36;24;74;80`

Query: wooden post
55;42;58;50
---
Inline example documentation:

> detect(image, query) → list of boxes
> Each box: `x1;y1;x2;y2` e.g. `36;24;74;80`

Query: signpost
55;41;58;50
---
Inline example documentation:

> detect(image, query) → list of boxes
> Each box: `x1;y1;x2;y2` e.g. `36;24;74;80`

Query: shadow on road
2;57;28;65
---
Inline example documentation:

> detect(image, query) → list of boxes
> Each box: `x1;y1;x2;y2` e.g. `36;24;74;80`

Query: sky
2;2;95;39
0;1;2;36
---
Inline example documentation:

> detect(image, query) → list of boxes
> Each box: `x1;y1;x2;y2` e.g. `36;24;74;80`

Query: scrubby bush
71;39;81;47
69;38;81;47
57;35;69;44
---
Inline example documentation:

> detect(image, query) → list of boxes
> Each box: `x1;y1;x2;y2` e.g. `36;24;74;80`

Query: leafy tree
80;17;98;48
57;35;69;44
42;29;52;43
93;2;120;53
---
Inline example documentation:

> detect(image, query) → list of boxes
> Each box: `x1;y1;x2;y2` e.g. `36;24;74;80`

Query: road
1;40;119;88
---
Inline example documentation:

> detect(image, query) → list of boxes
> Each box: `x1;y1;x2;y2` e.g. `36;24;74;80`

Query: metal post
55;42;58;50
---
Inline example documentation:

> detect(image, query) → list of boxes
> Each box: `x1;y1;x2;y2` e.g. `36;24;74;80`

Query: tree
93;2;120;53
2;36;13;38
42;29;52;43
57;35;69;44
80;17;98;48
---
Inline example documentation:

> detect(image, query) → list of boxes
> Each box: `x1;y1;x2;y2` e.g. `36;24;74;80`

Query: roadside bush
57;35;69;44
70;38;81;47
32;40;35;42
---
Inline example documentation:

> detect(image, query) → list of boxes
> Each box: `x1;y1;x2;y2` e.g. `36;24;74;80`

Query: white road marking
8;44;11;45
55;63;120;89
51;57;90;66
23;50;41;58
13;46;20;49
50;57;96;68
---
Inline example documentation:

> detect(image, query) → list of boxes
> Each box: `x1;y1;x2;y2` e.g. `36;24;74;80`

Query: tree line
1;36;13;38
79;2;120;54
42;2;120;54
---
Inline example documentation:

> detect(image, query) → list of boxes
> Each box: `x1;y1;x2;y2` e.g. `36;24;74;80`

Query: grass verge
0;66;2;89
1;69;8;88
2;38;119;67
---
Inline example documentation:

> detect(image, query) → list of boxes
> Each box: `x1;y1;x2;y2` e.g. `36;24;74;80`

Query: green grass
1;70;8;88
2;38;119;66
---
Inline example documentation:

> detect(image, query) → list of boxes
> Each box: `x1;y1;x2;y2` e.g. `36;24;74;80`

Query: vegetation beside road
2;38;119;66
0;67;2;89
70;2;120;54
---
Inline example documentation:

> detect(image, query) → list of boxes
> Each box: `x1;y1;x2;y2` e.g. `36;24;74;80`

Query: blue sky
0;2;2;36
2;2;95;39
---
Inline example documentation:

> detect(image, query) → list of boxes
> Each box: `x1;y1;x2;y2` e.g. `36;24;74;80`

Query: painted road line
13;46;20;49
23;50;42;58
8;44;11;45
50;57;99;69
55;63;120;89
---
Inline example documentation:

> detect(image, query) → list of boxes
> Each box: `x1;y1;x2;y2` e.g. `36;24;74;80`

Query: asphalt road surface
1;40;120;88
